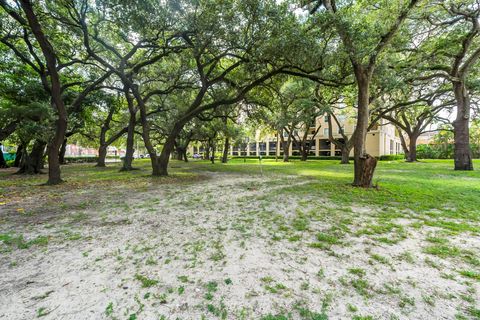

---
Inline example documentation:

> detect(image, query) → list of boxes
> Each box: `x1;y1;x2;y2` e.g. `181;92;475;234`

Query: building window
323;128;329;136
390;139;394;155
324;115;328;123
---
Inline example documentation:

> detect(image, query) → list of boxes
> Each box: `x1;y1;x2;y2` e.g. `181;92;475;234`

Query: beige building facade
192;114;402;157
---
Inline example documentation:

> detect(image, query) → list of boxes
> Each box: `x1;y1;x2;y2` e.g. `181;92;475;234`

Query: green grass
0;233;49;251
458;270;480;281
134;274;159;288
2;159;480;220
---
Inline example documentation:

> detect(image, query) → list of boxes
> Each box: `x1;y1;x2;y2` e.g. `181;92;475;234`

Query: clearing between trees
0;159;479;320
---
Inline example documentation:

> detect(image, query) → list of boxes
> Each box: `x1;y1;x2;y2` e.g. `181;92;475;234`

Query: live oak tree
411;0;480;170
306;0;420;187
68;0;192;174
53;0;331;176
315;84;354;164
147;0;318;175
0;46;52;172
374;85;454;162
75;90;129;167
0;0;111;184
246;79;304;162
194;107;240;164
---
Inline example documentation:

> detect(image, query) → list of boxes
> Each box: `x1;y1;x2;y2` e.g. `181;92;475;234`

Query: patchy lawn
0;159;479;320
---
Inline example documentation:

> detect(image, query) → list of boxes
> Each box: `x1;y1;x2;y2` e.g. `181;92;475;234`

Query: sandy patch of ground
0;171;479;320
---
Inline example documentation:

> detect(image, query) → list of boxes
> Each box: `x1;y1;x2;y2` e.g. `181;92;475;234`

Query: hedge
231;155;349;161
64;156;120;163
64;156;99;163
232;155;405;161
378;154;405;161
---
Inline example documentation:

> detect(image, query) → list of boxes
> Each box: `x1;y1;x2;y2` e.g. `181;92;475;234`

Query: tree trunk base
353;154;377;188
454;150;473;170
152;166;168;176
44;178;64;186
454;163;473;171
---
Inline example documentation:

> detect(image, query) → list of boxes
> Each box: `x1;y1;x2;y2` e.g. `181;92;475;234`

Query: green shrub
231;155;350;161
416;144;453;159
379;154;405;161
64;156;119;163
64;156;99;163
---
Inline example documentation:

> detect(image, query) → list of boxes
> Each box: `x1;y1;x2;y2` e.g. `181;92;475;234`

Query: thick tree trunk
17;140;46;174
282;142;289;162
45;105;67;184
20;1;68;185
121;111;136;171
281;134;290;162
453;82;473;170
175;148;184;161
59;138;67;165
96;145;108;167
222;138;229;163
155;139;175;176
210;146;216;164
95;106;121;168
340;146;351;164
155;123;184;176
352;72;376;187
398;131;409;157
300;149;308;161
183;150;188;162
204;145;210;161
13;144;23;167
46;130;64;183
406;134;418;162
357;155;378;188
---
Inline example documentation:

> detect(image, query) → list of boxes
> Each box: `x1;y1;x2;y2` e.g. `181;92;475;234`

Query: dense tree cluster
1;0;479;187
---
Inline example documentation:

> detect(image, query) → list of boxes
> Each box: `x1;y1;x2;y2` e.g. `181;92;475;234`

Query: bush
233;155;407;161
417;144;453;159
378;154;405;161
231;155;349;161
64;156;99;163
64;155;120;163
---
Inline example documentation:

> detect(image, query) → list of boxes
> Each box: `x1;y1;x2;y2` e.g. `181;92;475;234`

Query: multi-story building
223;115;403;157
